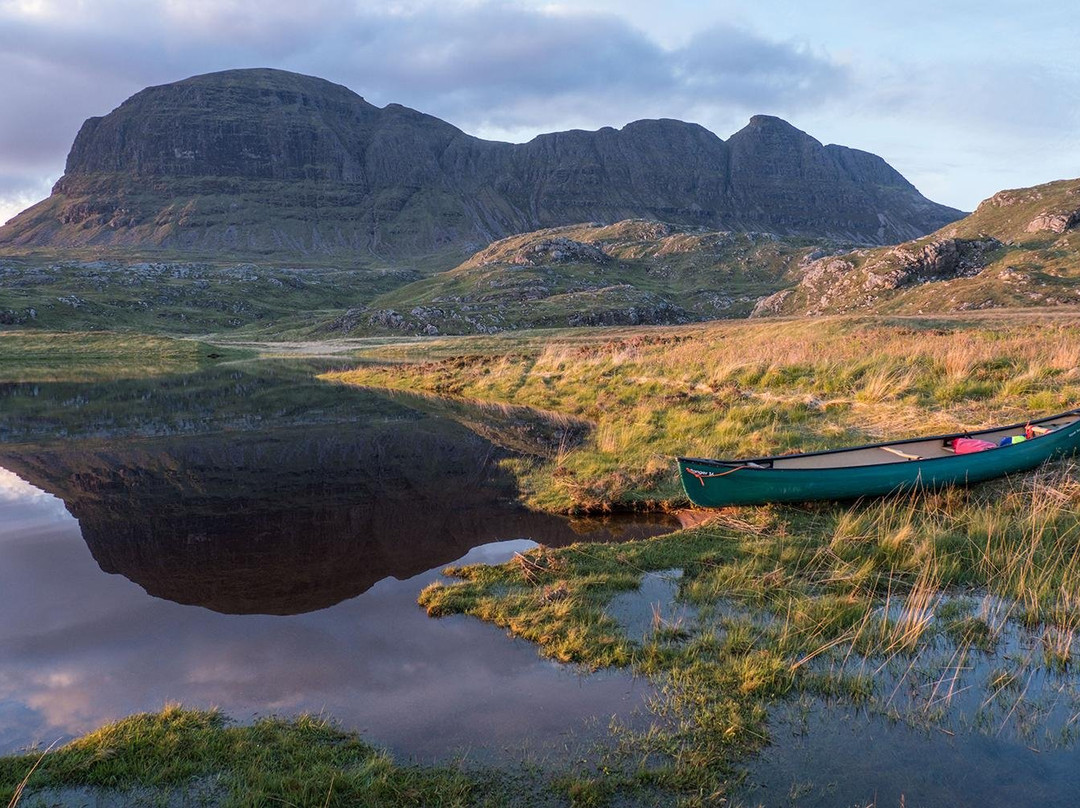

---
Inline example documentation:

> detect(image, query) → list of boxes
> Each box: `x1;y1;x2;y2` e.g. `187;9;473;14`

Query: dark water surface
0;360;674;762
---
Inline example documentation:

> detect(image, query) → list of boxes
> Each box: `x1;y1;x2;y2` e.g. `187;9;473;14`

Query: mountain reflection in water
1;422;673;615
0;361;676;759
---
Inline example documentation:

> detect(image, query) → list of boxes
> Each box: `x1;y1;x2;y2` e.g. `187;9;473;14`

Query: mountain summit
0;68;964;258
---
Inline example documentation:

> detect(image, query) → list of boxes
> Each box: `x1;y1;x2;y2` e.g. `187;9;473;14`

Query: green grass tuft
0;706;473;807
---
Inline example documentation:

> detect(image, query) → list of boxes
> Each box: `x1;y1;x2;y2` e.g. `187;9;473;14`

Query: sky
1;0;1078;225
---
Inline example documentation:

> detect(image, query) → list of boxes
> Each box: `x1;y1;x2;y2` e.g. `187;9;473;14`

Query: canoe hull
679;414;1080;508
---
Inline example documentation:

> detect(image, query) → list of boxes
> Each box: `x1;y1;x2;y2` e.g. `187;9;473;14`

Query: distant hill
2;179;1073;337
752;177;1080;317
0;68;963;260
323;220;833;335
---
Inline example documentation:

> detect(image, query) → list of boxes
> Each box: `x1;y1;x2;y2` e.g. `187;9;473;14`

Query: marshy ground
4;311;1080;806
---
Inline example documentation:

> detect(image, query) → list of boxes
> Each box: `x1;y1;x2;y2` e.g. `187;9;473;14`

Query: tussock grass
419;463;1080;801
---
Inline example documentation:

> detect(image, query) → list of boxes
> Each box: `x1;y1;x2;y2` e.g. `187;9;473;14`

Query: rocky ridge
0;68;963;259
325;219;827;336
752;177;1080;317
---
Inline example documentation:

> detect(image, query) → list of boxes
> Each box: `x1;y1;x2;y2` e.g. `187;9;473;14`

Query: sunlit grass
10;312;1080;805
417;460;1080;801
324;312;1080;512
0;706;473;807
323;311;1080;802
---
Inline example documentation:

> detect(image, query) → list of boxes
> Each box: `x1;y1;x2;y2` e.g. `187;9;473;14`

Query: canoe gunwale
678;408;1080;473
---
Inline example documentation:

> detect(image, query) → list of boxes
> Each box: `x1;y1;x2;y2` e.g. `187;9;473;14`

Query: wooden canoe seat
880;446;922;461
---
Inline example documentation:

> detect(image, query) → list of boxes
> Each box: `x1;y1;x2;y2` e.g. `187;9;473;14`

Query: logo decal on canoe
684;466;745;485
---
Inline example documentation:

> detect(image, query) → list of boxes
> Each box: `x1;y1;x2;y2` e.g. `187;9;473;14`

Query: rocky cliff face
0;68;964;258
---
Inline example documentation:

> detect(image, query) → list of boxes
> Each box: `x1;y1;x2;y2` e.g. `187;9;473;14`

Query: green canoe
679;409;1080;507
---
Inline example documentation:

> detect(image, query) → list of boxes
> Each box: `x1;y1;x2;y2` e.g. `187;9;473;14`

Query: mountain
0;68;963;260
751;177;1080;317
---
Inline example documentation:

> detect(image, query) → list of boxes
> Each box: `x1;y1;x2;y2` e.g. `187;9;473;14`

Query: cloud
301;10;849;137
0;176;56;227
0;0;850;211
675;24;848;108
808;49;1080;209
860;56;1080;140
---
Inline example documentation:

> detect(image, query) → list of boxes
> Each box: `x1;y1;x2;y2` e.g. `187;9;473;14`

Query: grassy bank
417;459;1080;803
324;312;1080;512
0;331;249;383
0;707;474;807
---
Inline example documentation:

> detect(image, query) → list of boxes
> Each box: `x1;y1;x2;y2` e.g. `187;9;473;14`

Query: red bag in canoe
952;437;998;454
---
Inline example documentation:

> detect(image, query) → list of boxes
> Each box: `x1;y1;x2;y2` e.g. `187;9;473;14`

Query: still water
0;360;675;762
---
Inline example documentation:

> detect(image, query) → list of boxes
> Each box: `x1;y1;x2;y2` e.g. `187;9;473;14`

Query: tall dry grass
326;313;1080;511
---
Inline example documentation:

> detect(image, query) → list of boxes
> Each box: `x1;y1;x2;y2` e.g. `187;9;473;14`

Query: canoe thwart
879;446;922;461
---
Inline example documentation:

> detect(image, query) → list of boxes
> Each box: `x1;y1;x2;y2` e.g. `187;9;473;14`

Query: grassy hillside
3;178;1074;338
947;178;1080;239
339;220;833;335
756;177;1080;316
0;255;420;336
0;219;834;338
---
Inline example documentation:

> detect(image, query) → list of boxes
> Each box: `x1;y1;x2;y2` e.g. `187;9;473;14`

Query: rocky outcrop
1026;210;1080;234
862;237;1001;289
566;299;691;327
752;237;1001;316
965;180;1080;241
750;289;794;317
0;69;964;258
749;176;1080;318
468;236;612;268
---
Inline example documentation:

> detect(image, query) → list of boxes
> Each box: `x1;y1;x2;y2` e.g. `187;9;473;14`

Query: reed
416;454;1080;801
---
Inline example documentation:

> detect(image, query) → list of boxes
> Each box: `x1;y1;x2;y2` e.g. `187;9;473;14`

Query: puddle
606;569;698;642
741;592;1080;807
0;464;660;765
744;696;1080;807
